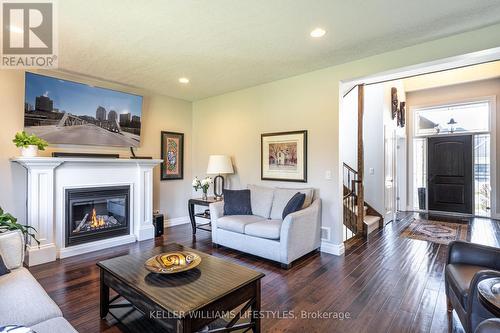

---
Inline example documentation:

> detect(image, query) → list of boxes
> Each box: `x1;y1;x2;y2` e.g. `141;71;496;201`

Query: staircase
343;163;383;237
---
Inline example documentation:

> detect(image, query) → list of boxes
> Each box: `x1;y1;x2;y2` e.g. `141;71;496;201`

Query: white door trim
407;96;497;218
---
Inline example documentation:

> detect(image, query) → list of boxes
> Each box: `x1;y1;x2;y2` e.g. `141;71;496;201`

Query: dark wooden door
428;135;473;214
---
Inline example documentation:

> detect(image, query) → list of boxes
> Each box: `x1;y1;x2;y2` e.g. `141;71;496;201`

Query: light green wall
193;23;500;247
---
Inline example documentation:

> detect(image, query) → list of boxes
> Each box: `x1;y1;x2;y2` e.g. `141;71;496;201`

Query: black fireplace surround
65;186;130;246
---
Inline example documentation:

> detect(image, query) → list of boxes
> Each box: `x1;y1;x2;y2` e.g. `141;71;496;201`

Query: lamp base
214;174;224;199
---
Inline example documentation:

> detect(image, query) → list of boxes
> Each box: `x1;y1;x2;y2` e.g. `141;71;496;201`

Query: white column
17;160;63;266
134;162;156;241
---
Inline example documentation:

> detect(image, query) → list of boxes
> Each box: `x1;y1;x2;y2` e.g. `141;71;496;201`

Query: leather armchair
475;319;500;333
445;241;500;333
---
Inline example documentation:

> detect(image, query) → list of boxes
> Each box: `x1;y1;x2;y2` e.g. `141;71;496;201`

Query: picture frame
261;130;307;182
161;131;184;180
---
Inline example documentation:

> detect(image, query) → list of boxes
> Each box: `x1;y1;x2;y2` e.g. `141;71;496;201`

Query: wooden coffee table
97;243;264;332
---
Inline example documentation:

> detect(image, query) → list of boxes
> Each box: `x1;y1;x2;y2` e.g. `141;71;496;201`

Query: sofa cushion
282;193;306;219
0;255;10;276
223;189;252;216
0;268;62;327
270;188;313;220
217;215;266;234
245;219;282;240
247;184;274;218
277;187;314;208
445;263;490;309
30;317;77;333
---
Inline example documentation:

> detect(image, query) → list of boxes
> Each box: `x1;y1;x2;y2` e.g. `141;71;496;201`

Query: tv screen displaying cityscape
24;72;143;147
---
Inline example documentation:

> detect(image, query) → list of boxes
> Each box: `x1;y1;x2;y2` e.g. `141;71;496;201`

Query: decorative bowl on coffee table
145;251;201;274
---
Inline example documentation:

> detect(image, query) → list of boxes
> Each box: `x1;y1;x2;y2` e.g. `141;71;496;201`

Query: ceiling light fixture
310;28;326;38
178;77;190;84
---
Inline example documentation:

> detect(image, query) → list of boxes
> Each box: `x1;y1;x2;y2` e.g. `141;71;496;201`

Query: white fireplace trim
11;157;162;266
58;235;136;259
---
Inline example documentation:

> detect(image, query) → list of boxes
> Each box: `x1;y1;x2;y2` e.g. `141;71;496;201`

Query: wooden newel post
357;84;365;236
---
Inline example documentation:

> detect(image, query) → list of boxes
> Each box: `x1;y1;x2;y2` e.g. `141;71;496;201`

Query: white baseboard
320;241;345;256
25;243;57;266
164;216;191;228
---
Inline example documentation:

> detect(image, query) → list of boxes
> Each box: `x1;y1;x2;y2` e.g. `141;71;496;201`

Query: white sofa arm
209;201;224;243
279;198;322;264
0;230;25;269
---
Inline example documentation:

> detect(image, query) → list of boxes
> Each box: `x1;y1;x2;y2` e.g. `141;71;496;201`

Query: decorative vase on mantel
21;145;38;157
12;131;48;157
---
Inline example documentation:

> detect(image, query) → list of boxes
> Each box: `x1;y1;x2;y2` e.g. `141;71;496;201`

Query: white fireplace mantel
11;157;162;266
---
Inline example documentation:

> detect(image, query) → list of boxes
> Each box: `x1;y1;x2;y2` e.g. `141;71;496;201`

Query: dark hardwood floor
28;212;500;333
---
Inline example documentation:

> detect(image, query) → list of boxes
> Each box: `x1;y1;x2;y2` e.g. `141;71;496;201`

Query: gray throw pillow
282;192;306;219
0;325;35;333
223;189;253;216
0;255;10;276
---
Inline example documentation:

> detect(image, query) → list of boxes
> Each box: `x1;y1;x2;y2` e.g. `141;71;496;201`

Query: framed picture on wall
161;131;184;180
261;130;307;182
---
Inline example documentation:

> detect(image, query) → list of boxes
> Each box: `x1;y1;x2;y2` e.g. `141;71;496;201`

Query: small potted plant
0;207;39;268
12;131;48;157
192;176;213;200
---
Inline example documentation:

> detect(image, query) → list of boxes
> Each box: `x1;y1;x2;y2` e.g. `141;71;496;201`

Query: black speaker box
153;214;164;237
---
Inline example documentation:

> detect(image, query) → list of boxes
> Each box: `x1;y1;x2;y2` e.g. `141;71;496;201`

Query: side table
188;197;221;235
478;277;500;317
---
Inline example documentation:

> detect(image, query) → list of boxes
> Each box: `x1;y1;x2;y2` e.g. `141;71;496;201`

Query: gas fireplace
65;186;130;246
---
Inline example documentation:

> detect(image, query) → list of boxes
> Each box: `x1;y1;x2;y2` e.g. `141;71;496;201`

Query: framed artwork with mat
261;130;307;182
161;131;184;180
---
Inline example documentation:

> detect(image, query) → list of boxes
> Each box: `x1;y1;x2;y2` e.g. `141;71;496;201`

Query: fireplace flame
90;208;105;229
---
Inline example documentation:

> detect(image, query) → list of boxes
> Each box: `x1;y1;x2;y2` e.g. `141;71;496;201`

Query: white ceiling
57;0;500;101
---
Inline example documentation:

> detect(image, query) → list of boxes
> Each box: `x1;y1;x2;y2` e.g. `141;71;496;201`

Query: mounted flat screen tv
24;72;143;147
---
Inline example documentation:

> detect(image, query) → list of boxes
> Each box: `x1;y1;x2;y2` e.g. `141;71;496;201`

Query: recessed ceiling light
178;77;190;84
310;28;326;38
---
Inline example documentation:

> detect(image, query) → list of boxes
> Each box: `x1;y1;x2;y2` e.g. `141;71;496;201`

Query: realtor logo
1;1;58;68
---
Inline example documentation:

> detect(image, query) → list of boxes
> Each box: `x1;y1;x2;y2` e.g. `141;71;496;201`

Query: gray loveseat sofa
0;232;77;332
209;185;321;268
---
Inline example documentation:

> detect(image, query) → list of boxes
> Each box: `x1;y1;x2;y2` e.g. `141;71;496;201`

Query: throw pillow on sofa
0;255;10;276
282;192;306;219
223;189;253;216
277;187;314;208
0;325;35;333
270;188;312;220
247;184;274;218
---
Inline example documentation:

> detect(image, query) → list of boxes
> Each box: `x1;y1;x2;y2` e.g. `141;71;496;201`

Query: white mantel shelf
11;156;163;166
11;156;162;266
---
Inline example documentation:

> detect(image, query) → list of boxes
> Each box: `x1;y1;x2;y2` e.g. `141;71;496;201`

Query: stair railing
343;163;362;236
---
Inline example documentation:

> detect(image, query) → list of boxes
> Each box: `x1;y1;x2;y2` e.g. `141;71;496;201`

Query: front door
428;135;473;214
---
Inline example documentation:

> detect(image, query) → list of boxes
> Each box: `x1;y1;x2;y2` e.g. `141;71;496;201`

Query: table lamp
206;155;234;200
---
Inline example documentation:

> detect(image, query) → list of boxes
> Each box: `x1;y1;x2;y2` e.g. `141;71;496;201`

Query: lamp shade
206;155;234;174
